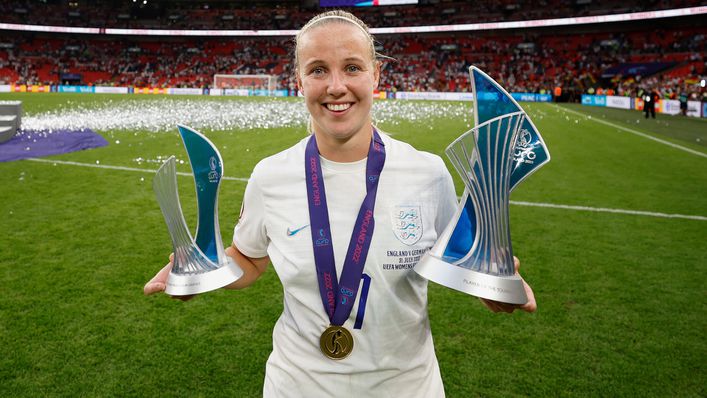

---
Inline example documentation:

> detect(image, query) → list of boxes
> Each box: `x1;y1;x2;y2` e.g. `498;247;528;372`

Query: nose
327;71;347;97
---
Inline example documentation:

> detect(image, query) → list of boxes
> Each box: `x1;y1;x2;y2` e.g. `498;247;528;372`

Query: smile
325;103;352;112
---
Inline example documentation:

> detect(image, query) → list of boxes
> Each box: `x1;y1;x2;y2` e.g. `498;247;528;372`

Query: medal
320;325;354;360
305;129;386;360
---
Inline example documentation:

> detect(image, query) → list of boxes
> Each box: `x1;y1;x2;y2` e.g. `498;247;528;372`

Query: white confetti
21;98;470;134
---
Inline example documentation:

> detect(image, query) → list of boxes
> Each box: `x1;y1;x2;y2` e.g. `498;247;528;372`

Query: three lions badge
392;205;422;245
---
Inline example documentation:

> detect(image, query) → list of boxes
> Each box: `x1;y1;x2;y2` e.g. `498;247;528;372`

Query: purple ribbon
305;130;386;326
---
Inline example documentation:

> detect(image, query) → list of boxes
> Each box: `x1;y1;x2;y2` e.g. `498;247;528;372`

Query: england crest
392;205;423;245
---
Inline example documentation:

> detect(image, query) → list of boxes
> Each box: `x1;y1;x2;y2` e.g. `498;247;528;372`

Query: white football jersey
233;132;457;398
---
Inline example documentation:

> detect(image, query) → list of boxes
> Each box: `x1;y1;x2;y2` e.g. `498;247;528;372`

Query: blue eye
310;67;325;76
346;65;361;73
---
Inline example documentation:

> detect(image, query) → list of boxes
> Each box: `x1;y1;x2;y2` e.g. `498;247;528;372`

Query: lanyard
304;130;386;326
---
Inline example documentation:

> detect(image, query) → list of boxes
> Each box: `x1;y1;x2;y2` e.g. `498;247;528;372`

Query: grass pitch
0;93;705;397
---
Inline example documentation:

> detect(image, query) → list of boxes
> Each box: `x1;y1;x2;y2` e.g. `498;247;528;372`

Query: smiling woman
144;10;536;398
295;12;381;162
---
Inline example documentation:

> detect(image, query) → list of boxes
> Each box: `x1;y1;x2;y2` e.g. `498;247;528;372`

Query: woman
145;10;536;397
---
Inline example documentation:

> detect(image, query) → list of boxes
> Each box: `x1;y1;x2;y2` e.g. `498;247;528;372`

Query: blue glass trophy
414;66;550;304
153;125;243;296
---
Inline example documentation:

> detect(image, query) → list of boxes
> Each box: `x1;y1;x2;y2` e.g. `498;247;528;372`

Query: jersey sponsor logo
392;205;422;245
286;224;310;237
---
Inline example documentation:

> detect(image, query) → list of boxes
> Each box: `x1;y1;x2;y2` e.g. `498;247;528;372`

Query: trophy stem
416;111;533;304
154;152;243;296
445;113;523;277
414;67;549;305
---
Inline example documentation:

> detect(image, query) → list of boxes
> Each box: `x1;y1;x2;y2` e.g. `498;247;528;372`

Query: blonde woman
145;11;536;397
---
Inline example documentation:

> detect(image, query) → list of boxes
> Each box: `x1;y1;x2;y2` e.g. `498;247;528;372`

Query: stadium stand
0;1;703;29
0;1;705;102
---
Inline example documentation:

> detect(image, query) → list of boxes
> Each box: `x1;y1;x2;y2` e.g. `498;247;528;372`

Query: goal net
213;74;277;92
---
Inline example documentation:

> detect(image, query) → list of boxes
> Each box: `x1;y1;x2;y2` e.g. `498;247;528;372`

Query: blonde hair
294;10;385;75
295;11;391;135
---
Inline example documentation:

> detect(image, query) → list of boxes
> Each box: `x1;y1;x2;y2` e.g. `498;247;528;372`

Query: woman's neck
313;127;373;163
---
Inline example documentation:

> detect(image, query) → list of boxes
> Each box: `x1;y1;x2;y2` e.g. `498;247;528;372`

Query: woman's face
297;22;380;144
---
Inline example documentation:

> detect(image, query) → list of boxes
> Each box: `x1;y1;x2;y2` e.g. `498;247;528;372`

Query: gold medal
319;325;354;360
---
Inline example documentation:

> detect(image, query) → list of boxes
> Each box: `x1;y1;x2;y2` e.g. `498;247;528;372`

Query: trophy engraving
153;125;243;295
414;67;550;304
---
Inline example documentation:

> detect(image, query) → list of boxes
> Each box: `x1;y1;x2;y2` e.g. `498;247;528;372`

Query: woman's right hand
143;254;195;301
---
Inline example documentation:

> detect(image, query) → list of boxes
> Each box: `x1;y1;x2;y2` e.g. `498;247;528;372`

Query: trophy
153;125;243;296
414;66;550;304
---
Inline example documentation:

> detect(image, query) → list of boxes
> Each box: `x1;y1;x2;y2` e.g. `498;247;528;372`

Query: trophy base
415;253;528;305
165;259;243;296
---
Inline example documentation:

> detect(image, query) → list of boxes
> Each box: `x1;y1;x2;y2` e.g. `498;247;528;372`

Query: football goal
212;74;277;92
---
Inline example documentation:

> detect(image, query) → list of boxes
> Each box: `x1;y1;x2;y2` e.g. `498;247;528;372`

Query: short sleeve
434;160;458;234
232;172;269;258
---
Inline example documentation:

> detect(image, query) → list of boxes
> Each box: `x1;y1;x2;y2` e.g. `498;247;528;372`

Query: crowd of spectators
0;1;705;101
1;25;705;102
0;0;703;30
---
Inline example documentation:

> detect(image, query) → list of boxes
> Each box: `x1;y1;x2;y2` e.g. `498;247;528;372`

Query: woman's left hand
479;256;537;313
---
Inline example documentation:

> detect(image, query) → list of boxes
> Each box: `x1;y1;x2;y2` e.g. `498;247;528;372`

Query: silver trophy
414;67;550;304
153;125;243;296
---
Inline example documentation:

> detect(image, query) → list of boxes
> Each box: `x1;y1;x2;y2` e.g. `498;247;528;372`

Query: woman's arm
223;243;269;290
143;243;269;299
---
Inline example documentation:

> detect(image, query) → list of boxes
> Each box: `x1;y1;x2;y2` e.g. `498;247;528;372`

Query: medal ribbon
305;129;386;326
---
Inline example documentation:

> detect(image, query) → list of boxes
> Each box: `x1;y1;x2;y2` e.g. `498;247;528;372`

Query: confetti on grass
21;98;471;133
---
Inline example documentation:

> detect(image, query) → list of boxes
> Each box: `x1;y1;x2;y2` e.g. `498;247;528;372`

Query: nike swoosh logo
286;224;310;236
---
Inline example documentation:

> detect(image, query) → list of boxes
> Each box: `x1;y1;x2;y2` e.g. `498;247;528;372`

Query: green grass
559;102;707;148
0;93;705;397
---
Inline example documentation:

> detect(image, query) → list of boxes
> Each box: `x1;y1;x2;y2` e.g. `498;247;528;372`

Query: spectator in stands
144;10;536;398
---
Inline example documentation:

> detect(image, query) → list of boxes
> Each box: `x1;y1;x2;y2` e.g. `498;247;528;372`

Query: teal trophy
414;66;550;304
153;125;243;296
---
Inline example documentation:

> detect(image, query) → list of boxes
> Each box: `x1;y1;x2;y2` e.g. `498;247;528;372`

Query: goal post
213;74;277;92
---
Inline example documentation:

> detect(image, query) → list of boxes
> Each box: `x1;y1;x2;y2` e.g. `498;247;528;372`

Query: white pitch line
23;157;706;221
25;157;249;181
551;104;707;159
510;200;707;221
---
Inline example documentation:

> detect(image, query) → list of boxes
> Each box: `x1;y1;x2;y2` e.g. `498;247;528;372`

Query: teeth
326;103;351;112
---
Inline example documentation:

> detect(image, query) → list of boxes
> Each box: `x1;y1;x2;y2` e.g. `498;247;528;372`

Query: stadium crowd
2;26;704;101
0;0;702;30
0;0;705;101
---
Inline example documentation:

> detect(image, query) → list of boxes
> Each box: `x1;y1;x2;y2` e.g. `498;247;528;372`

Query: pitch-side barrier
582;94;705;118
